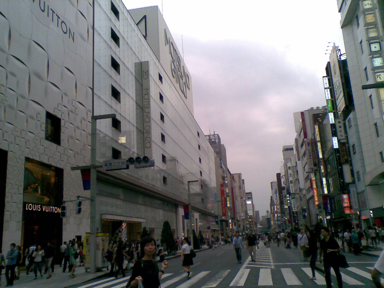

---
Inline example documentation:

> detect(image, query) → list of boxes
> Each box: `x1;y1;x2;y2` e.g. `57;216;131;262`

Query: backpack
74;249;79;259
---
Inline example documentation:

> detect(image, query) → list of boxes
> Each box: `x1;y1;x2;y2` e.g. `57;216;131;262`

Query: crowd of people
0;239;83;286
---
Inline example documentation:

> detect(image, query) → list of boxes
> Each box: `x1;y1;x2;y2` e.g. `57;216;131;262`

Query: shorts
374;250;384;273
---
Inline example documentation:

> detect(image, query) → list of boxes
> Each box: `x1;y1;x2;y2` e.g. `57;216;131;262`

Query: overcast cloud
123;0;344;216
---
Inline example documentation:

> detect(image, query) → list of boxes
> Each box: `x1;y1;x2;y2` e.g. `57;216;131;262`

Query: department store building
0;0;217;253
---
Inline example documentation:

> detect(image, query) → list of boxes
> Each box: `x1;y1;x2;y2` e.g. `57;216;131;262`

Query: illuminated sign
311;177;319;206
25;203;61;214
332;137;339;149
329;113;335;124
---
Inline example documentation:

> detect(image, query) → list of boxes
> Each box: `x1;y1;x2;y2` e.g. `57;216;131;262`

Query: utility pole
187;180;198;248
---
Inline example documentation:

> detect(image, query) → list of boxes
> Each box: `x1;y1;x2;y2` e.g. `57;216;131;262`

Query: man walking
45;242;55;279
246;231;257;262
5;243;18;287
59;242;67;267
298;229;309;260
25;243;36;275
232;232;243;263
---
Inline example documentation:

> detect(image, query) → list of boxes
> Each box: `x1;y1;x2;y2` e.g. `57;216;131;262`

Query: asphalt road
71;241;380;287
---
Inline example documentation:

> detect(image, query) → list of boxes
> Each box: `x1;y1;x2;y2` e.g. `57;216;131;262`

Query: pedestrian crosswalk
76;266;378;287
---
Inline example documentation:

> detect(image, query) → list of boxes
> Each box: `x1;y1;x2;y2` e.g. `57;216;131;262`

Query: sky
122;0;345;216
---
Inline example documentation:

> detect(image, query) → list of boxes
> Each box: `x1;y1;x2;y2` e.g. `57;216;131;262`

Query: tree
193;229;200;249
161;221;176;254
141;226;150;239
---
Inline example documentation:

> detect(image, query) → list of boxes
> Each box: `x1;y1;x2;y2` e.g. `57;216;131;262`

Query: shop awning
101;214;146;223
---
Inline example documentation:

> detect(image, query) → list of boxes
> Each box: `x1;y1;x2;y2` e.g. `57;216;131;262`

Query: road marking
229;269;250;286
367;266;375;270
86;276;130;288
176;271;210;288
258;268;273;286
331;270;364;285
302;267;326;285
216;251;226;256
76;277;118;288
268;246;274;268
347;267;384;281
281;268;302;285
162;274;188;287
202;270;230;287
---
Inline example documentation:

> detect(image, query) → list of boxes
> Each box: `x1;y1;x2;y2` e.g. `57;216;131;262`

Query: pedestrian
25;243;36;275
351;229;360;255
59;242;67;267
371;248;384;287
307;230;318;280
15;245;23;280
232;232;243;263
181;237;193;279
344;229;351;252
62;242;70;273
0;249;5;286
5;243;18;286
45;241;55;279
286;233;291;248
292;231;298;249
246;231;257;262
369;226;378;248
114;240;128;279
68;242;77;278
298;229;309;261
126;236;169;288
319;227;343;288
105;242;115;276
157;247;165;263
32;245;44;280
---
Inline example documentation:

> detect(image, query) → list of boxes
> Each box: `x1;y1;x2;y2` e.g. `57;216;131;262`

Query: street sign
102;159;128;171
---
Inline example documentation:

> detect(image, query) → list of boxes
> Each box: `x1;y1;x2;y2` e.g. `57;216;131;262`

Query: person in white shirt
372;249;384;287
344;229;351;252
59;242;67;267
298;229;309;260
181;237;193;279
232;232;243;263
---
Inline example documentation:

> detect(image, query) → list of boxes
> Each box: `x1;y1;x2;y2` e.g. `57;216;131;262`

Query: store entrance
23;208;63;255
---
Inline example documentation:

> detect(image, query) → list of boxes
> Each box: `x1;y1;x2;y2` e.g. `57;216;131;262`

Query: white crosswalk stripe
78;266;374;287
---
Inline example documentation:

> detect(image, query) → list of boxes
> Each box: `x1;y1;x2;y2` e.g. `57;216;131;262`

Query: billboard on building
330;45;346;112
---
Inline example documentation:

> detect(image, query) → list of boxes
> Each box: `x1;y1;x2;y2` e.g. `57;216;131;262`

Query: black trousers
324;262;343;288
62;256;69;272
310;253;317;277
5;264;16;286
115;260;125;277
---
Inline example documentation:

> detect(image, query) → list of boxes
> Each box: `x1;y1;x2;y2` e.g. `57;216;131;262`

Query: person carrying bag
126;237;168;288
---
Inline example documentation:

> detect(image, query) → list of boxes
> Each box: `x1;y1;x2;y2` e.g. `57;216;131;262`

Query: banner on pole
183;205;190;220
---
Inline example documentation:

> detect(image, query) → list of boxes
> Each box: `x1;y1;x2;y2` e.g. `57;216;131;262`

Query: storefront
22;158;63;252
101;214;145;243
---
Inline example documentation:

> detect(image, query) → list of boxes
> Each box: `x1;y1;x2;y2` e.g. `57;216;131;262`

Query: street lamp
187;180;198;248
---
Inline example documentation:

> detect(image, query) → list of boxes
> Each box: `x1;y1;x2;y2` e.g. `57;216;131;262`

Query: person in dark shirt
127;237;168;288
319;227;343;288
307;229;318;280
114;240;128;279
246;231;257;262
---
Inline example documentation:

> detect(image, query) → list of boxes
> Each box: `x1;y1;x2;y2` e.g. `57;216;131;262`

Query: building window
369;95;374;109
111;56;120;74
356;14;359;28
111;85;121;102
112;147;121;159
356;171;361;182
162;176;167;185
160;113;165;123
111;28;120;47
111;1;119;20
364;67;369;81
360;40;363;54
381;151;384;163
197;132;200;137
45;112;61;145
162;154;166;164
352;144;356;154
200;171;202;177
161;133;165;143
198;144;201;150
112;118;121;132
199;157;202;163
158;73;163;83
375;122;380;137
347;118;352;129
159;93;164;103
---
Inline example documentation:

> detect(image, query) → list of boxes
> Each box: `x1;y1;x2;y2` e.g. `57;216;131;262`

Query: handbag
336;252;349;268
190;249;196;258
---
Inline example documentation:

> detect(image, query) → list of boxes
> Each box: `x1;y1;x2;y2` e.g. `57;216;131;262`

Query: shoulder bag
335;252;349;268
190;249;196;258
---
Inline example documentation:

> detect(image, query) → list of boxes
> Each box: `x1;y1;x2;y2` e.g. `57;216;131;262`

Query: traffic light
60;205;66;218
76;201;82;214
127;156;155;168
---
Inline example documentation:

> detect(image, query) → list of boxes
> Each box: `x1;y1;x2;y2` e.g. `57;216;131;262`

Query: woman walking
68;242;77;278
307;230;318;280
181;237;193;279
32;245;44;280
126;237;168;288
15;245;23;280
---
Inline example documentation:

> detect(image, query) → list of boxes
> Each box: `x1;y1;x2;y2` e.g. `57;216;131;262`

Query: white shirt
344;232;351;240
298;233;308;246
181;243;190;254
60;244;67;253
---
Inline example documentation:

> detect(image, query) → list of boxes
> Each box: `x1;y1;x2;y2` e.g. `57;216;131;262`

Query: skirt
182;254;193;266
